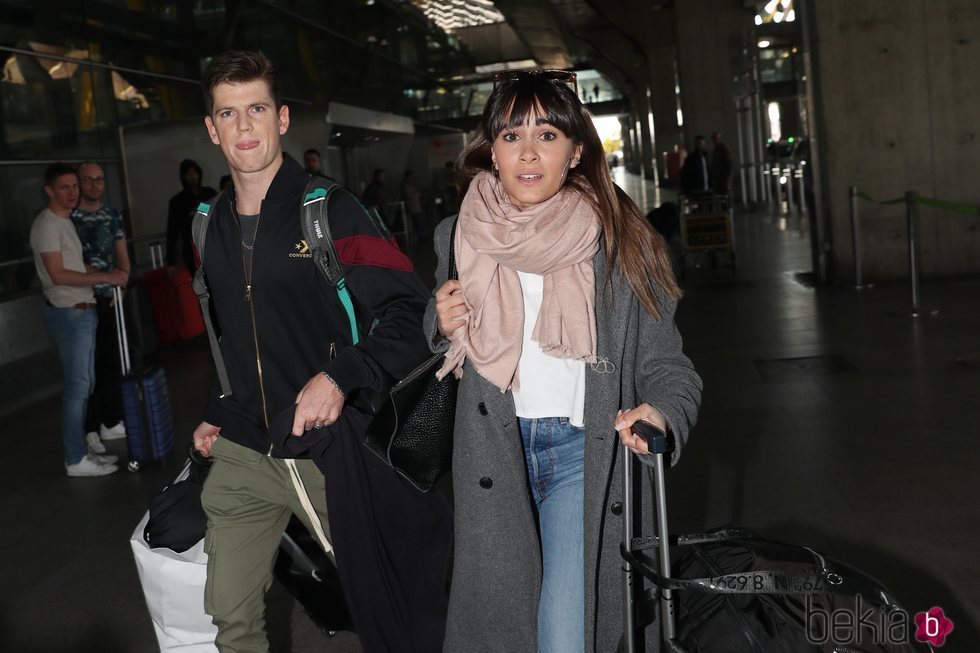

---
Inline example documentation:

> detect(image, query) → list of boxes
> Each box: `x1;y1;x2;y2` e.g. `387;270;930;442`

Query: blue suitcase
114;287;175;471
121;367;174;468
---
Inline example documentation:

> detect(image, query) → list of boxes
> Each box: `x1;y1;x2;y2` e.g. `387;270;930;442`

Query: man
302;148;323;176
680;134;711;195
400;169;426;241
30;163;127;477
71;162;130;457
193;51;435;650
710;131;733;195
166;159;217;274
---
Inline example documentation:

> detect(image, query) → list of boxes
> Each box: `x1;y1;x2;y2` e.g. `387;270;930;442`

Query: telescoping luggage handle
112;285;133;377
621;421;682;653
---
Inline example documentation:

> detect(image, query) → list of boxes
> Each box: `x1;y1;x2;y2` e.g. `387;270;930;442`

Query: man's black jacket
200;155;431;455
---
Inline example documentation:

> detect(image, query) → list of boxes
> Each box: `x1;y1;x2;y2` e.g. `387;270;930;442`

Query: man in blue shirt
71;161;131;457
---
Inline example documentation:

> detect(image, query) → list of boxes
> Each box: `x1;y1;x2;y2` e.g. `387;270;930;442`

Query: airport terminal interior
1;1;978;651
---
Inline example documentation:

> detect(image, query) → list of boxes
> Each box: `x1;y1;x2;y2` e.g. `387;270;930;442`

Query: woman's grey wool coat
424;217;702;652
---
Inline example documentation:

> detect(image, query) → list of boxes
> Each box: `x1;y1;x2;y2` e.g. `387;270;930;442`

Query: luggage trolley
678;193;736;276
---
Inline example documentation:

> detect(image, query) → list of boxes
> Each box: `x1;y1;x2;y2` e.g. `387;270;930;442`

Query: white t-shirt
512;271;587;427
30;208;95;307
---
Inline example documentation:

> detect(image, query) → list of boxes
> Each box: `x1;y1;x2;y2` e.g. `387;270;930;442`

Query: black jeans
85;294;123;433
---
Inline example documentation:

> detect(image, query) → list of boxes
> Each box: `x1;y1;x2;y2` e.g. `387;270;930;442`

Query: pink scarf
437;171;600;392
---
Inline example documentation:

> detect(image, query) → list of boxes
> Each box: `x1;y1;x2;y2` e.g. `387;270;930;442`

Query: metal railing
848;186;980;316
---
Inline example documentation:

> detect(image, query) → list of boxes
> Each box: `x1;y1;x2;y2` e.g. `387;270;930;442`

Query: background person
400;169;426;241
428;70;701;652
680;134;711;195
166;159;217;274
361;167;387;223
30;163;127;476
710;130;733;195
71;161;130;456
303;148;324;176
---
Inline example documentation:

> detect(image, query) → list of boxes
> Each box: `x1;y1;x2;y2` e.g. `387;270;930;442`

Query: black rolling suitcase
275;515;353;635
113;286;175;471
620;424;936;653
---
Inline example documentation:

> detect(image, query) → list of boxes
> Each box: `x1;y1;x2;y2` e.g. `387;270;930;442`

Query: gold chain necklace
230;192;261;302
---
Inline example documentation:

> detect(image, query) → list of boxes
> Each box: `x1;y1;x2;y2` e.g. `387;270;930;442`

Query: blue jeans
519;417;585;653
43;304;97;465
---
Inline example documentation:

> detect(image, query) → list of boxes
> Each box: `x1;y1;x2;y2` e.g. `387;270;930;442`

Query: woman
425;70;702;652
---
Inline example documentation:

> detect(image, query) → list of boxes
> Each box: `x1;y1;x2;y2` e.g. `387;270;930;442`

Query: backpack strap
300;177;362;345
191;192;233;398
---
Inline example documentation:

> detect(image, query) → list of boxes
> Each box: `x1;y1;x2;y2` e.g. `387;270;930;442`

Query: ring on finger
313;423;323;429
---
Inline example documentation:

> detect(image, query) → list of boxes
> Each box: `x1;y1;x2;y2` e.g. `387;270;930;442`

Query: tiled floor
1;170;976;652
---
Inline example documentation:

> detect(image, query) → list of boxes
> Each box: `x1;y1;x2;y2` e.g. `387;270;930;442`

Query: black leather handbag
364;218;459;492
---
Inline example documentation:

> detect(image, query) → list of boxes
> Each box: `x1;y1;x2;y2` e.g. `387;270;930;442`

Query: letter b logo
915;606;953;647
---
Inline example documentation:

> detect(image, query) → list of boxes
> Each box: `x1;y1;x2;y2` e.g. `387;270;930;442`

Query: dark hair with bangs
457;71;680;318
201;50;280;116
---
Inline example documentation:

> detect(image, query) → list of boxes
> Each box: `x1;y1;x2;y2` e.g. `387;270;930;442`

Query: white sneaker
86;431;107;454
66;455;118;477
91;453;120;465
100;421;127;440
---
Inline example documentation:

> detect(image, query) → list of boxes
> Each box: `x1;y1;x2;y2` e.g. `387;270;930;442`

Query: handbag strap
448;215;459;281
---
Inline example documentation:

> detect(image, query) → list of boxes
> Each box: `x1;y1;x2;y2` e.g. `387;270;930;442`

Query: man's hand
435;280;467;337
193;421;221;457
292;373;345;436
104;268;128;288
614;403;668;456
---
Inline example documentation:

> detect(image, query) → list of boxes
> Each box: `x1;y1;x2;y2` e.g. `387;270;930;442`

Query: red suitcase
145;264;205;344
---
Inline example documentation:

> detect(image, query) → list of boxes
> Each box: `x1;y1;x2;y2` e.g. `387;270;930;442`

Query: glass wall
0;0;473;301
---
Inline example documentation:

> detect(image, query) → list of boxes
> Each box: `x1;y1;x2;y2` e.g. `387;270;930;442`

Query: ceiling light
411;0;505;32
757;40;771;48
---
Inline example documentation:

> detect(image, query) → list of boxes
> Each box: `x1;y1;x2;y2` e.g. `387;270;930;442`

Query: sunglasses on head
491;69;578;94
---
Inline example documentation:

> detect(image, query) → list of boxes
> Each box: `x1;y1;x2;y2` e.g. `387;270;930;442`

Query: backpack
190;177;393;398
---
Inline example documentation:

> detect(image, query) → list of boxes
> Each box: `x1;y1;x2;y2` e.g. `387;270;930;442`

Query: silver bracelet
320;371;344;396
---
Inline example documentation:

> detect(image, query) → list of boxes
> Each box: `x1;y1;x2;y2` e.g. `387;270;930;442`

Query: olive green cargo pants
201;437;332;653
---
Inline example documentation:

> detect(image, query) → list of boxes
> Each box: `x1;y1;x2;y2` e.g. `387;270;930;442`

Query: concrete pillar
620;115;637;173
636;84;657;179
805;0;980;281
673;0;749;168
629;111;644;176
647;43;683;180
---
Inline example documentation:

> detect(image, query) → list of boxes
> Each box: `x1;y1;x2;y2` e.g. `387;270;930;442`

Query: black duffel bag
143;446;213;552
625;527;934;653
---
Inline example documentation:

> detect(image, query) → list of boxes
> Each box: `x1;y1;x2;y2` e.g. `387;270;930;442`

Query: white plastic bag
130;464;218;652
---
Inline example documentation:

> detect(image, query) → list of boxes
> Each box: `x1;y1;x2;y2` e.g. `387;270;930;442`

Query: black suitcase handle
630;420;671;454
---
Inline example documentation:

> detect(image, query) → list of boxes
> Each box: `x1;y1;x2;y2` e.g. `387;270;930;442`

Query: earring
492;164;499;178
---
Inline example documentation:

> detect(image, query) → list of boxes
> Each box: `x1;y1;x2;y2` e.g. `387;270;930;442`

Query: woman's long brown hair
456;73;680;319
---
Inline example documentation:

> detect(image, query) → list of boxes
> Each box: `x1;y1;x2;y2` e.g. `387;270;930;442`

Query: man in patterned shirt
71;161;131;457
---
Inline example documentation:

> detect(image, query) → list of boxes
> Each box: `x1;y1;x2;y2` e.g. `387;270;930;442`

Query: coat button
479;477;493;489
477;402;488;416
610;501;622;516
